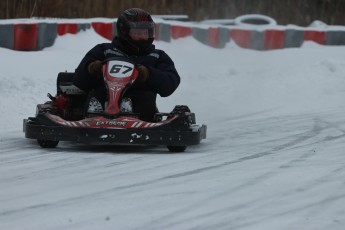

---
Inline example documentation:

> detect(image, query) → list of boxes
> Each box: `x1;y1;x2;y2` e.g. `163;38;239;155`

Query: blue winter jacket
73;37;180;97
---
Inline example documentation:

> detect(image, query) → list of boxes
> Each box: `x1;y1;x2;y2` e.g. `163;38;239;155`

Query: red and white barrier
0;19;345;51
91;22;115;40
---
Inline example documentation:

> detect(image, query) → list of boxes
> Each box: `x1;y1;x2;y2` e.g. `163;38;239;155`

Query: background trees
1;0;345;26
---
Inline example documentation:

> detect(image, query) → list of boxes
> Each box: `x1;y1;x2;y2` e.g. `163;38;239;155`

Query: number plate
107;60;135;78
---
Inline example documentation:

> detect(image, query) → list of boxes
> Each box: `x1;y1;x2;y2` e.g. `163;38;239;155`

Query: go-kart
23;57;206;152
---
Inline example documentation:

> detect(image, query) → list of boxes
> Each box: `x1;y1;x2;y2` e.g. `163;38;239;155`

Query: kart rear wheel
167;145;187;153
37;139;59;148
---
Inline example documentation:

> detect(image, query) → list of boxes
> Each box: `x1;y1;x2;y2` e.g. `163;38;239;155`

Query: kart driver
73;8;180;121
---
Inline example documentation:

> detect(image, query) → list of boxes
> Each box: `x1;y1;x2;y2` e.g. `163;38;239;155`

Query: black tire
37;139;59;148
167;145;187;153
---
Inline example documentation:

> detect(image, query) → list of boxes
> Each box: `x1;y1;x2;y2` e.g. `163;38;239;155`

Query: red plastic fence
170;25;192;39
91;22;113;40
264;30;285;49
208;27;219;48
57;23;78;36
14;24;38;51
230;29;252;49
304;30;326;45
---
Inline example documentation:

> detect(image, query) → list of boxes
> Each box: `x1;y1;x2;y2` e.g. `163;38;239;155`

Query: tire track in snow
2;117;324;217
2;113;345;228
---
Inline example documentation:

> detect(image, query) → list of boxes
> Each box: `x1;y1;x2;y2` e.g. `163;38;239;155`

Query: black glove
88;60;103;78
136;64;149;82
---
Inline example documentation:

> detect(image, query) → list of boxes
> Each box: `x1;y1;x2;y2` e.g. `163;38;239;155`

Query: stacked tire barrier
1;16;345;51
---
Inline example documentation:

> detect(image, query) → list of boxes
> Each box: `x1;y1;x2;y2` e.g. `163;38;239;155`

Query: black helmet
116;8;155;51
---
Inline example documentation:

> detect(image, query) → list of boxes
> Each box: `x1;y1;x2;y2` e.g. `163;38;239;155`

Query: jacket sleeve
73;44;105;92
145;51;180;97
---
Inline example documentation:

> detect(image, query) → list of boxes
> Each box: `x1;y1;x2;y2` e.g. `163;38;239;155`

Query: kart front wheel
37;139;59;148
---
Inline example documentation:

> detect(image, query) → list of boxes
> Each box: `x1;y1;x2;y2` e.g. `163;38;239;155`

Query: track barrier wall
37;23;57;50
14;24;38;51
91;22;114;40
0;24;14;50
1;18;345;51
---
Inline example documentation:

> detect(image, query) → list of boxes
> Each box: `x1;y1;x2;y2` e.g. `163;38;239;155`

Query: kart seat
57;72;85;95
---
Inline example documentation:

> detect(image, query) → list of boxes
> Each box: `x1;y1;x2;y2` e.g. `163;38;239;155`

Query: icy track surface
1;29;345;230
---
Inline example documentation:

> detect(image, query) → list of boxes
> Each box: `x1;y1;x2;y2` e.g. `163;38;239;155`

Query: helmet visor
128;21;155;41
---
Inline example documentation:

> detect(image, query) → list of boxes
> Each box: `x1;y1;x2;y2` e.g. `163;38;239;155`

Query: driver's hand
136;64;149;82
88;60;103;78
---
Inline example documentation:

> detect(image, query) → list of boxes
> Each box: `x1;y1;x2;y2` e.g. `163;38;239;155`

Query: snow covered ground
1;28;345;230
